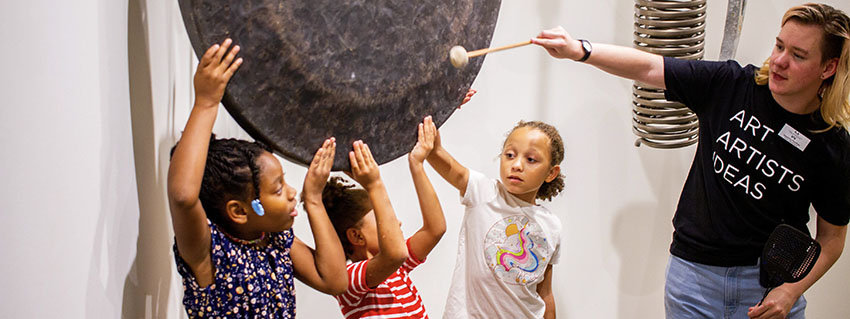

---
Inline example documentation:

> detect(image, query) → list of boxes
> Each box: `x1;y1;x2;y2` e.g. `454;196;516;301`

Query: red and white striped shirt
335;240;428;319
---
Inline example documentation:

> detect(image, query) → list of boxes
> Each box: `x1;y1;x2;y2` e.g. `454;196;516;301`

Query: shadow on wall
612;148;688;318
609;2;697;317
606;1;660;316
122;0;175;317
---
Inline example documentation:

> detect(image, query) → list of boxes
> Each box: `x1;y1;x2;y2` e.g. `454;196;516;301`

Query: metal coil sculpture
631;0;706;148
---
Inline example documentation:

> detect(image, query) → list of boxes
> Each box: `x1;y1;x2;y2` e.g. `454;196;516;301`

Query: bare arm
291;138;348;295
537;265;556;319
425;132;469;196
531;26;666;89
748;217;847;319
407;116;447;260
424;90;475;196
350;141;409;288
423;89;477;196
166;39;242;286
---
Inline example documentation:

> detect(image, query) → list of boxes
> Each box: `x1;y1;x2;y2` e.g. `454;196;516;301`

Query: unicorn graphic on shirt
495;223;540;273
484;215;551;285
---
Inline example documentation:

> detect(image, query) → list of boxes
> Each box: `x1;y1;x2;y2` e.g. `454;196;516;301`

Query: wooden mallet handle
467;40;533;58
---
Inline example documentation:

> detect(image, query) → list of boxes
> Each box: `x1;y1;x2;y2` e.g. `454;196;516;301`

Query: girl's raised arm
291;138;348;295
425;126;470;196
425;90;474;196
167;39;242;276
407;116;447;260
350;141;409;288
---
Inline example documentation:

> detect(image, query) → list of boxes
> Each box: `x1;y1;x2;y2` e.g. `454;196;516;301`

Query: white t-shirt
443;170;562;319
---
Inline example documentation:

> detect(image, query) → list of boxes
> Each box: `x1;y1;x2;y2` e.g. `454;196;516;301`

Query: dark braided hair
308;176;373;258
504;121;565;201
170;134;271;226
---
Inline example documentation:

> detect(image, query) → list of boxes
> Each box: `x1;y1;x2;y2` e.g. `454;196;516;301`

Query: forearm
409;160;446;237
782;227;845;298
167;104;217;206
586;43;666;89
538;266;556;319
542;295;556;319
426;146;468;193
169;39;241;205
303;201;346;278
366;181;407;257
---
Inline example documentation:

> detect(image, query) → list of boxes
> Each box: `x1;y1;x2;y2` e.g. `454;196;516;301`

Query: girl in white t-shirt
427;120;565;319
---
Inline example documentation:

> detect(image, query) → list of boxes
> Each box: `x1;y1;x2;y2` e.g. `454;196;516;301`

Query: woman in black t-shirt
532;3;850;319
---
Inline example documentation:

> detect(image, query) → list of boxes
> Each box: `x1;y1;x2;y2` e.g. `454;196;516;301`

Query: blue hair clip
251;198;265;216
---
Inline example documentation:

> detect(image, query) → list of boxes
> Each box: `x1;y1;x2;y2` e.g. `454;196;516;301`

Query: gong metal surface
179;0;501;170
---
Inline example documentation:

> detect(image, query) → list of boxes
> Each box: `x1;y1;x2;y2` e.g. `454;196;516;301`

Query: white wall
1;0;848;318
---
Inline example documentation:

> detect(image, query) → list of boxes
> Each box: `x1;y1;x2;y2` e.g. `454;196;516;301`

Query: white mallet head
449;46;469;69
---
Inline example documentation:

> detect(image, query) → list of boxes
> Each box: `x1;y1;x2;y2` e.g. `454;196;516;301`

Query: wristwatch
577;39;592;62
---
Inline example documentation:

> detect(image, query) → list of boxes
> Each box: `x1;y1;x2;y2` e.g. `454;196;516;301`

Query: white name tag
778;124;810;152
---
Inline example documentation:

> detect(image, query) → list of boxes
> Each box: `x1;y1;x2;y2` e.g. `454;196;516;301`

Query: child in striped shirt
319;116;447;318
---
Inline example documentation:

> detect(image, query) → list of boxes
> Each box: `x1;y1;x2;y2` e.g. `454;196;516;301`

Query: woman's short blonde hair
754;3;850;131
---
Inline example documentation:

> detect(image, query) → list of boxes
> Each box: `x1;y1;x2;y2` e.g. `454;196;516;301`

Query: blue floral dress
173;222;296;318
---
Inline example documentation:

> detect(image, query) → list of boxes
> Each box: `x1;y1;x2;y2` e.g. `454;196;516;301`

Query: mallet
449;40;533;68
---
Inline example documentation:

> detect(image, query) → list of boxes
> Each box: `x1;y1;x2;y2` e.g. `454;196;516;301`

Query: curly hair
170;134;271;226
505;121;565;201
314;176;373;257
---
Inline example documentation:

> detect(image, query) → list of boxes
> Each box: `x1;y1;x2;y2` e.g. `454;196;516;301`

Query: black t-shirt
663;57;850;266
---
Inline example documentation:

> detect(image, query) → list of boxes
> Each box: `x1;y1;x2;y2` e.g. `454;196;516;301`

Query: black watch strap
577;39;592;62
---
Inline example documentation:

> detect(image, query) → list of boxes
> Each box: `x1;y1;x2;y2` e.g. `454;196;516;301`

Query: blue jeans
665;255;806;319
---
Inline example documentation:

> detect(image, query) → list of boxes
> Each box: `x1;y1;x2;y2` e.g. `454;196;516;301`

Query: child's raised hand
456;88;477;110
432;122;444;152
348;140;381;189
303;137;336;203
193;38;243;108
409;116;437;164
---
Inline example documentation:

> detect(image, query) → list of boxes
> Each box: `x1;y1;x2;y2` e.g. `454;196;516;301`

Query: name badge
778;124;810;152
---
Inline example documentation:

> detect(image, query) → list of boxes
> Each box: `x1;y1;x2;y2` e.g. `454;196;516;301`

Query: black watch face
578;40;591;61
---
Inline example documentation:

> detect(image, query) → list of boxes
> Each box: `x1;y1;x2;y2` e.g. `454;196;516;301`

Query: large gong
179;0;501;170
